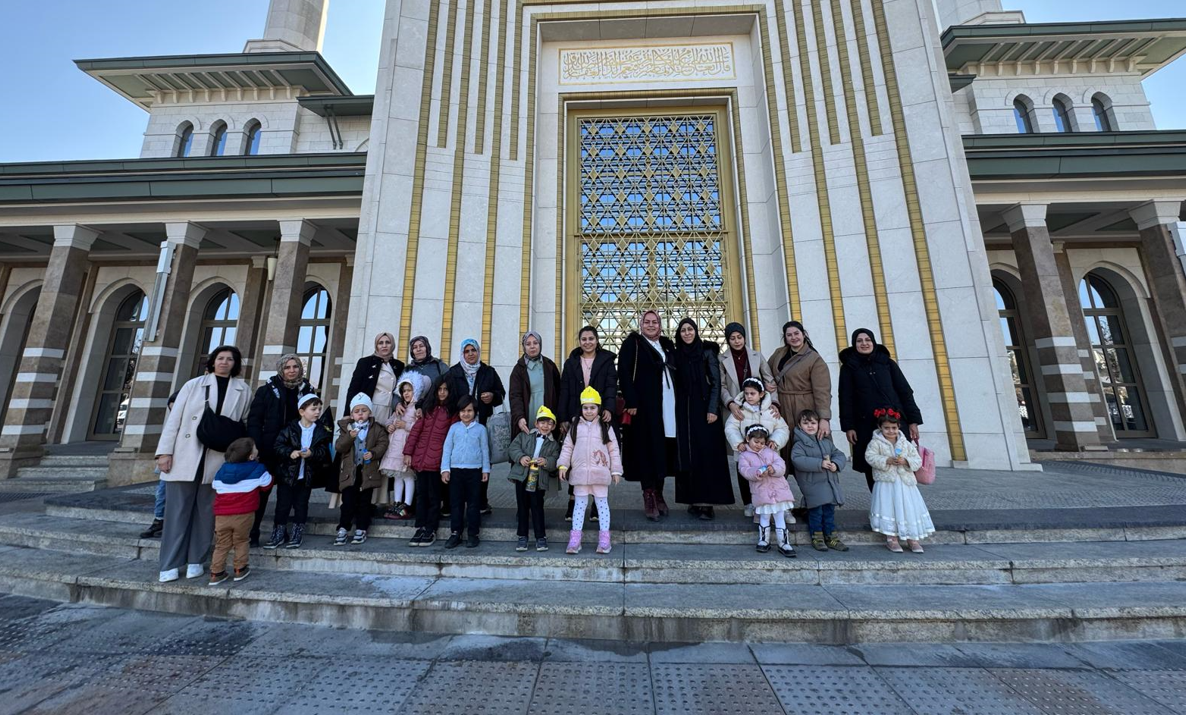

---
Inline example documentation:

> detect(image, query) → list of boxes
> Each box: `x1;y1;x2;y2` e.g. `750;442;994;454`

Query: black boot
139;519;163;539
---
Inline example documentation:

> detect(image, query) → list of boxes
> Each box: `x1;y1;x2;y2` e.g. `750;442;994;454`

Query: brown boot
643;489;659;521
654;490;669;517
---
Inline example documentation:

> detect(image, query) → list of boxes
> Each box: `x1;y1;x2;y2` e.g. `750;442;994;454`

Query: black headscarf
724;321;751;382
675;318;704;357
408;335;436;366
850;328;878;363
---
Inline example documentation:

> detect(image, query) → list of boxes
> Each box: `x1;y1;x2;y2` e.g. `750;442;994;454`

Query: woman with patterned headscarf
509;330;561;436
444;338;505;514
344;332;406;424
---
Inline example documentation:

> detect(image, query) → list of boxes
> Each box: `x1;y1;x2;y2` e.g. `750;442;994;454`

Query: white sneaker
185;563;204;579
158;568;179;583
744;504;755;518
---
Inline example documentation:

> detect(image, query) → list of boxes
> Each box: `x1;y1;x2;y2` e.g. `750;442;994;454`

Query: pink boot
566;530;582;554
596;530;612;554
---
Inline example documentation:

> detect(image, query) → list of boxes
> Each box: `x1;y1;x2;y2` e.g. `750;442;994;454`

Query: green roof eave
0;152;366;204
298;95;375;117
963;131;1186;180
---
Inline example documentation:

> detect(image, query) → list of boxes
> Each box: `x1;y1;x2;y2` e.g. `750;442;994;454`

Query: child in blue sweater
441;396;490;549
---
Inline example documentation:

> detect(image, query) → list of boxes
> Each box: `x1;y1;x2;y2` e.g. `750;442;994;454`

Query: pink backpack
914;441;936;485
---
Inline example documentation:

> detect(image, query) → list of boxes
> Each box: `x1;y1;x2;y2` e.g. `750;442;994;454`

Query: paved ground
1;593;1185;714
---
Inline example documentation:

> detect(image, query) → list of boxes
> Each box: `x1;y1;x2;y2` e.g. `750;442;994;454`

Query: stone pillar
235;256;270;383
260;220;314;380
107;223;205;486
244;0;329;53
1129;200;1186;421
1053;245;1115;444
1005;204;1103;451
326;257;353;413
0;225;97;477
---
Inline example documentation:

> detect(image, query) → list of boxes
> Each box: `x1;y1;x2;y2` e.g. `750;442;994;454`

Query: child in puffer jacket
558;387;622;555
380;374;428;520
790;409;848;553
211;437;273;585
736;425;796;557
725;378;791;451
866;407;933;553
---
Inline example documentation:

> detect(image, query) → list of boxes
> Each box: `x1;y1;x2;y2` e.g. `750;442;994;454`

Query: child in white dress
865;407;934;553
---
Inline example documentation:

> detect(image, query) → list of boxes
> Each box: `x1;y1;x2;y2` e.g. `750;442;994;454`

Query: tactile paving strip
989;668;1176;715
651;663;785;714
398;661;539;714
762;664;913;715
167;653;316;714
529;662;654;715
0;653;122;713
144;616;262;657
1100;670;1186;714
93;653;229;697
270;657;432;714
877;666;1044;715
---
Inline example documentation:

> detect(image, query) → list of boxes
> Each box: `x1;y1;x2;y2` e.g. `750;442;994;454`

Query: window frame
176;123;194;158
993;279;1045;438
1013;97;1035;134
1079;273;1155;438
90;291;149;440
1092;96;1114;132
209;122;228;157
1052;96;1074;133
243;120;262;156
192;288;240;378
295;285;333;392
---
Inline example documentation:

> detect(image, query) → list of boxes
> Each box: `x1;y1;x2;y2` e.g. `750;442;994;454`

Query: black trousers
640;438;677;491
736;469;753;505
480;478;490;509
414;470;441;533
863;468;875;492
514;479;546;539
273;482;311;526
250;484;272;542
449;468;482;536
338;470;373;531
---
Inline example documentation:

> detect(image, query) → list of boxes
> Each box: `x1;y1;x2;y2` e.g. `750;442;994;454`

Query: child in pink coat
379;375;427;520
558;387;622;555
736;425;796;557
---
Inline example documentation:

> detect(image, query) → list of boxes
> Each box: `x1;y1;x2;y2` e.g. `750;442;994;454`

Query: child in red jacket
210;437;272;585
403;377;458;547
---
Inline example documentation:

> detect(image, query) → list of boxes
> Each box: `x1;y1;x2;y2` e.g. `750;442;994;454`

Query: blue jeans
154;479;167;520
807;504;835;535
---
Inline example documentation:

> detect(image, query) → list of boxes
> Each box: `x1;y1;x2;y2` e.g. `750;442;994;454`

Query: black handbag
196;384;246;452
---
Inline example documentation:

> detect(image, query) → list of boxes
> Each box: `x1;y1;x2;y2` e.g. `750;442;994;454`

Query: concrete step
2;474;108;493
2;512;1185;587
37;455;111;468
2;543;1184;644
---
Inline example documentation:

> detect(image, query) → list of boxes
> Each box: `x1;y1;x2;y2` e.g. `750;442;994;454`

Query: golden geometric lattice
578;115;728;351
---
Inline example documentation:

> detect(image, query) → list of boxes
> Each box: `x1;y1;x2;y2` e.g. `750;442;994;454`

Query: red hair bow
873;407;901;420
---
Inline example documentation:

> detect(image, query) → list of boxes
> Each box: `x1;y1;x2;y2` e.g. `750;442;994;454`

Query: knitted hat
724;322;746;340
579;386;602;406
535;405;557;423
297;393;321;411
349;393;374;413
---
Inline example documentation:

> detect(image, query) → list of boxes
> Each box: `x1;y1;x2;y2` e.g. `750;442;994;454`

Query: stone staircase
0;486;1184;644
3;454;110;493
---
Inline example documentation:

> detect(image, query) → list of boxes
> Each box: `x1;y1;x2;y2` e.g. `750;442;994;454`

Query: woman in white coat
155;346;251;582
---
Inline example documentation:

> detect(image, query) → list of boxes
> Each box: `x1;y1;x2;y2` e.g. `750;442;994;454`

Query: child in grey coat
790;409;849;552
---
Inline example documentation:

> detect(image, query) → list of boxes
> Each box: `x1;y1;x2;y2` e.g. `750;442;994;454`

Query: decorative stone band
14;373;59;383
1046;392;1093;403
129;397;170;409
1034;337;1078;349
139;347;179;358
121;424;163;436
135;372;175;383
21;348;65;360
1;424;47;436
1053;420;1102;434
262;345;298;355
1041;364;1085;376
6;399;54;410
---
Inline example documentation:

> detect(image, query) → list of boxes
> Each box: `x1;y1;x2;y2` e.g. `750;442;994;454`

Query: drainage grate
0;492;52;503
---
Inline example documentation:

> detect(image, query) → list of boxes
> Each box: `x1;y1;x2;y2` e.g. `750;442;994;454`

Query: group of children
204;376;934;584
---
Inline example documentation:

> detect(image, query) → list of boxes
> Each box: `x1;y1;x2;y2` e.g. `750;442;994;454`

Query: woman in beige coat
766;321;833;463
155;346;251;583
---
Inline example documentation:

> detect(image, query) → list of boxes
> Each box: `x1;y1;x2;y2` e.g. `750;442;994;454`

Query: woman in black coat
618;310;677;521
246;353;317;545
443;338;505;513
671;318;734;519
839;328;923;491
344;332;406;419
558;326;618;426
406;335;450;409
508;330;562;436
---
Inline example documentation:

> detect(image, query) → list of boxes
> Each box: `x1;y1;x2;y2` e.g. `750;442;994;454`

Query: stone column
235;256;270;382
260;220;314;380
107;222;205;486
1129;200;1186;421
1053;245;1115;444
327;257;353;414
0;225;97;477
1005;204;1103;451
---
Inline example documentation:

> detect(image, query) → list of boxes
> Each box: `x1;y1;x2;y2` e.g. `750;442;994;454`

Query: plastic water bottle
526;462;539;492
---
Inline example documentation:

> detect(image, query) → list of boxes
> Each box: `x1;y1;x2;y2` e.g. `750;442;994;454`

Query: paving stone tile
648;641;756;664
952;642;1087;669
855;642;971;667
20;679;168;715
880;666;1045;714
163;653;318;715
651;663;784;714
0;652;123;714
544;638;650;663
50;609;201;655
763;664;913;714
0;593;61;620
0;602;123;653
440;634;549;661
397;661;538;714
989;668;1178;714
1111;670;1186;713
272;656;432;714
529;662;654;715
1065;641;1186;670
144;615;265;657
750;643;866;666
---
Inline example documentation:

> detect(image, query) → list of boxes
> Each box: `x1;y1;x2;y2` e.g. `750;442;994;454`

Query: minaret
935;0;1010;29
244;0;330;53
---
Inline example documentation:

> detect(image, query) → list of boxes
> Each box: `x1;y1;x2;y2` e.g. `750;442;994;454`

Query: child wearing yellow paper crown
507;405;561;552
558;387;622;554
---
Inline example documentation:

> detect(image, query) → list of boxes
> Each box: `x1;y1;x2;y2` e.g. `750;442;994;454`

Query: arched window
1052;96;1073;133
296;285;332;390
176;123;194;158
1079;273;1151;436
1092;95;1114;131
193;288;240;377
1013;97;1035;134
994;280;1043;437
91;291;149;439
243;120;262;155
209;122;228;156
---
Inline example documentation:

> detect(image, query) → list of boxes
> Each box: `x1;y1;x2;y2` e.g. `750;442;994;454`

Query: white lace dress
866;431;935;540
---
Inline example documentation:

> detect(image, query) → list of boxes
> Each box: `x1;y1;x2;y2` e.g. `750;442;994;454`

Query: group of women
152;312;923;577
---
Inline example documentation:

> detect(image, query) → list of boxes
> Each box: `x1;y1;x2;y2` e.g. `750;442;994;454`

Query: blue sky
0;0;1182;162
